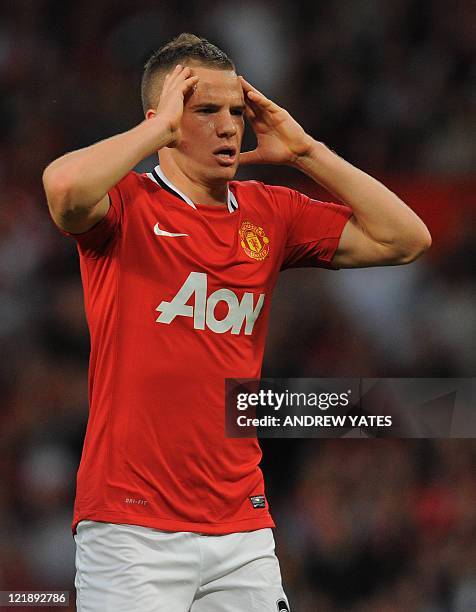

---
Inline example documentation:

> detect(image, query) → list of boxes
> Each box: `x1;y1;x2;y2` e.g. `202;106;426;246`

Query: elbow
42;165;75;216
398;226;432;264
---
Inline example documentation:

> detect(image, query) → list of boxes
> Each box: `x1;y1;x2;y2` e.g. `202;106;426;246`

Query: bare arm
239;77;431;267
293;142;432;267
43;65;199;233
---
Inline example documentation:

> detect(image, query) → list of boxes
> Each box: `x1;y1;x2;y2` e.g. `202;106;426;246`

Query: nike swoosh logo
153;223;188;238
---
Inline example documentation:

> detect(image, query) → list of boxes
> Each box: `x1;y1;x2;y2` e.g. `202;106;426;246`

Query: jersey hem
72;510;275;536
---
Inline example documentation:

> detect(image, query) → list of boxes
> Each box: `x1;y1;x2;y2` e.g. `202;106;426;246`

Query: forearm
43;117;173;212
293;140;431;252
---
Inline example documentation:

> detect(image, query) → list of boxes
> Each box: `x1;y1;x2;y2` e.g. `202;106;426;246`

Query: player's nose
216;113;237;137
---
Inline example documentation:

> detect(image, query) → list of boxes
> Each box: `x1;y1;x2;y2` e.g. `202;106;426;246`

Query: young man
43;34;431;612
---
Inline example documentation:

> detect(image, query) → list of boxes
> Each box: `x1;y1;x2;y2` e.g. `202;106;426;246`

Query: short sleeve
59;171;138;258
269;185;352;270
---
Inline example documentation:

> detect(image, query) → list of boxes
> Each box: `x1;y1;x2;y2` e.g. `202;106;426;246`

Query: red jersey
66;165;352;535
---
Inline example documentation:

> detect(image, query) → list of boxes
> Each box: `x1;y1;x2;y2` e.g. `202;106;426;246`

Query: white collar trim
147;164;238;213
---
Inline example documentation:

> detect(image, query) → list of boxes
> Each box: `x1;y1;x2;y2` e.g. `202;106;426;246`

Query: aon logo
156;272;265;336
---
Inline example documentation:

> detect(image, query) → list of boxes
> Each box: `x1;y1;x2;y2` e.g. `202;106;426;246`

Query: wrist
138;116;177;150
292;141;348;185
292;139;328;170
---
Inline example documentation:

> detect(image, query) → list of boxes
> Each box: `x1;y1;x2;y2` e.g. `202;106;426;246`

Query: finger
244;105;257;121
166;68;197;93
163;69;184;94
240;77;271;105
179;65;192;76
239;76;266;105
239;149;264;165
166;65;192;85
245;89;275;110
239;75;262;95
240;76;280;112
183;76;200;103
243;90;264;116
244;96;264;118
163;71;198;102
165;64;185;79
184;75;200;88
176;67;194;84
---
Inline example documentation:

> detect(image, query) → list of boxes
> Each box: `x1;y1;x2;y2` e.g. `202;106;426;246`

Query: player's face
173;65;245;184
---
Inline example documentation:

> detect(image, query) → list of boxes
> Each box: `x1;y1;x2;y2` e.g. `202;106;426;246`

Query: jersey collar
147;164;238;213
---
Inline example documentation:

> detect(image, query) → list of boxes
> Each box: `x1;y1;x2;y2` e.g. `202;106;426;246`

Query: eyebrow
191;102;246;110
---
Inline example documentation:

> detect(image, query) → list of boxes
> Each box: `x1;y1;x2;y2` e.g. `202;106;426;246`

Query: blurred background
0;0;475;610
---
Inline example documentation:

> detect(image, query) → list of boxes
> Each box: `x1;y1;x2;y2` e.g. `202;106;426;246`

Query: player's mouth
213;146;237;166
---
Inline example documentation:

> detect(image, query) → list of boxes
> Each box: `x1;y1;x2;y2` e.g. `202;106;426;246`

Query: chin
209;166;238;182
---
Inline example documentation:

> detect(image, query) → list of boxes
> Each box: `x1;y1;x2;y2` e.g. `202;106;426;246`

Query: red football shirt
65;165;352;534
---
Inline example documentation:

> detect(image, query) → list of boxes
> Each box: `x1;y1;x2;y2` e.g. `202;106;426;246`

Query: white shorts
74;520;290;612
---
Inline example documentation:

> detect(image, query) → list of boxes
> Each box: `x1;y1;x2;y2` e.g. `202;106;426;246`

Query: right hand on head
154;64;199;148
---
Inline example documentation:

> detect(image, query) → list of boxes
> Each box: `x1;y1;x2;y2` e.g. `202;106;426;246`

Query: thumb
239;149;264;165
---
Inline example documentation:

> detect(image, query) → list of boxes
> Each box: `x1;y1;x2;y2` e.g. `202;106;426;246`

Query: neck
159;155;228;206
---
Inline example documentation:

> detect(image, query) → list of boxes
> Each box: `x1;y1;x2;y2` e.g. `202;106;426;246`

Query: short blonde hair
141;33;235;113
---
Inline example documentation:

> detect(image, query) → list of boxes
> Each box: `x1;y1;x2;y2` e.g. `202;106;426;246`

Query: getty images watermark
225;378;476;438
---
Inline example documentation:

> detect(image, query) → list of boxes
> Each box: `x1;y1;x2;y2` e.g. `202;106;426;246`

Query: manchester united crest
239;220;270;261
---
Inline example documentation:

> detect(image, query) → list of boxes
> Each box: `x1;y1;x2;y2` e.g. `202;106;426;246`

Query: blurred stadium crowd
0;0;475;610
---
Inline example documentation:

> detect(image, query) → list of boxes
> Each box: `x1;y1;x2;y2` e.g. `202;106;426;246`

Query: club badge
239;220;270;261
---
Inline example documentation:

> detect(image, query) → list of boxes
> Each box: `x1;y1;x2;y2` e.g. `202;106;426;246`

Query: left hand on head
239;76;315;166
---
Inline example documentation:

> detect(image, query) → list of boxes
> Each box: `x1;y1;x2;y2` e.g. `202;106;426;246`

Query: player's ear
145;109;157;121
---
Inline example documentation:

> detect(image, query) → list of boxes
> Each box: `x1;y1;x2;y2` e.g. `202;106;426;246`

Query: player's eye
232;109;244;116
198;108;214;113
